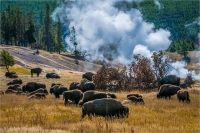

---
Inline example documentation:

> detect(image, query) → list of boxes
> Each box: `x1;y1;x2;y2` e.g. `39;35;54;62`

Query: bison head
50;87;54;94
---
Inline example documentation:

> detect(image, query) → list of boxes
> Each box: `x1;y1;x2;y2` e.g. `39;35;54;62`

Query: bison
82;72;95;81
63;90;83;106
78;79;95;92
179;83;192;89
46;73;60;79
50;85;68;98
157;84;181;99
160;75;180;88
27;88;48;96
69;82;79;90
126;94;142;99
79;90;116;106
31;68;42;77
7;84;22;91
22;82;46;92
177;90;190;103
5;72;18;78
127;96;145;104
81;98;129;119
51;83;62;87
7;79;23;85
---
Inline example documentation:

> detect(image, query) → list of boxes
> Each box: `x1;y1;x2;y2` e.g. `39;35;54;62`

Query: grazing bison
160;75;180;87
179;83;192;89
22;82;46;92
27;88;48;96
34;93;46;99
79;91;116;106
177;90;190;103
50;85;68;98
82;72;95;81
51;83;62;87
46;73;60;79
126;94;142;99
69;82;79;90
5;72;18;78
31;68;42;77
7;79;23;85
62;90;83;106
78;79;95;92
127;96;145;104
7;84;22;91
81;98;129;119
157;84;181;99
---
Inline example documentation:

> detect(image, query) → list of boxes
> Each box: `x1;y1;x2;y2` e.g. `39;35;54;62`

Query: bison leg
64;98;68;106
37;73;39;77
31;73;33;77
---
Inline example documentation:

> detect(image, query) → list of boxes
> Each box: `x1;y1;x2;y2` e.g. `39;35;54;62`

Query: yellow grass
0;71;200;133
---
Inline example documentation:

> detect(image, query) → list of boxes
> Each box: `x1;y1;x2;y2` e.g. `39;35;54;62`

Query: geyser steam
52;0;171;63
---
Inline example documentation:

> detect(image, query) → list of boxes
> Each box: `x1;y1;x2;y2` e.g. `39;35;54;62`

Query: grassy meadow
0;66;200;133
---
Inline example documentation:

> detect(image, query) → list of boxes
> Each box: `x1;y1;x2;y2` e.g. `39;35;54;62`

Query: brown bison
78;78;95;92
31;68;42;77
51;83;62;87
127;96;145;104
81;98;129;119
5;71;18;78
34;93;46;99
126;94;142;99
160;75;180;87
7;84;22;91
79;90;116;106
82;72;95;81
157;84;181;99
50;85;68;98
62;90;83;106
46;73;60;79
22;82;46;92
69;82;79;90
27;88;48;96
7;79;23;85
177;90;190;103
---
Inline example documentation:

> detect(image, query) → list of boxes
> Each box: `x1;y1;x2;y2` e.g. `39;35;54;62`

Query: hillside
0;45;102;75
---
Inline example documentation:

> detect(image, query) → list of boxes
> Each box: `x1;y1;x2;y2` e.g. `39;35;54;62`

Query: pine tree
0;11;8;44
25;12;36;45
70;26;80;56
0;49;15;72
55;15;64;54
44;3;52;52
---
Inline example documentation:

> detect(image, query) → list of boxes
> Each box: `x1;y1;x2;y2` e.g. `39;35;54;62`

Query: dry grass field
0;66;200;133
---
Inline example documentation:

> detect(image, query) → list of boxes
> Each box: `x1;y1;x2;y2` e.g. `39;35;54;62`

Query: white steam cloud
52;0;171;64
52;0;200;80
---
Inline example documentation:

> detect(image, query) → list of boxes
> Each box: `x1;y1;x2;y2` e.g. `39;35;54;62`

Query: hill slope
0;45;102;74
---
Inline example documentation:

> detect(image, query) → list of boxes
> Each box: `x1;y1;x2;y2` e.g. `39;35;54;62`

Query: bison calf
177;90;190;103
127;96;145;104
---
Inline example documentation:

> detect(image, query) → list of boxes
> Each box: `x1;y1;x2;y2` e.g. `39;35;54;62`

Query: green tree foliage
0;49;15;72
55;15;65;54
70;26;80;56
44;3;52;52
25;12;36;45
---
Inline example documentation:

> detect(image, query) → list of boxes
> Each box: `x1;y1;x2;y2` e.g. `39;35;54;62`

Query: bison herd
1;72;194;120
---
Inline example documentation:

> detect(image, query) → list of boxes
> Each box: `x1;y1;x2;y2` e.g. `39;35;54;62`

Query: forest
0;0;199;56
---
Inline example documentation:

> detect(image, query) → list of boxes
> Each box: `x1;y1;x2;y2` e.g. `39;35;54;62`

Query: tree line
0;3;65;54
